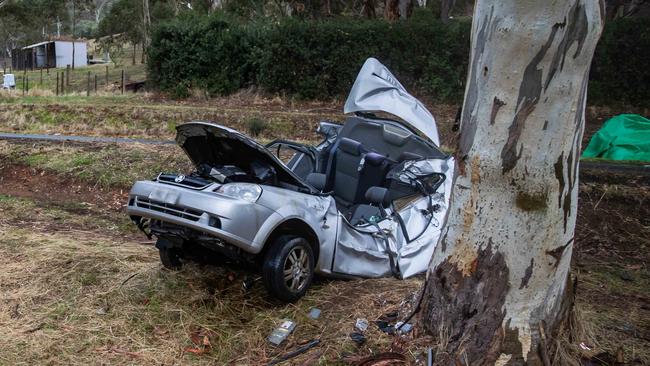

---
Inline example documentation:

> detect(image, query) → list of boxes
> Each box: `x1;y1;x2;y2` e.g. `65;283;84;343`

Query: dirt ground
0;94;648;364
0;144;648;364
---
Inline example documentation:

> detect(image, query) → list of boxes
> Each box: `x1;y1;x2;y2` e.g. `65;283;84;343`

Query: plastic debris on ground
267;319;296;346
267;339;320;366
395;321;413;334
349;332;366;345
355;318;369;332
308;308;321;319
375;320;395;335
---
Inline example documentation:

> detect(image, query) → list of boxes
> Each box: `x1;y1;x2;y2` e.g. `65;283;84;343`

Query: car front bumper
126;180;279;254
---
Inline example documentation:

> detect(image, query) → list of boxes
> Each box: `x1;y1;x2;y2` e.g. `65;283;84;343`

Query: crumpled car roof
343;58;440;146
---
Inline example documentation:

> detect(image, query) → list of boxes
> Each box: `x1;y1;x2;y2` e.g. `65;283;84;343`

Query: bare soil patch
0;164;127;212
574;167;650;362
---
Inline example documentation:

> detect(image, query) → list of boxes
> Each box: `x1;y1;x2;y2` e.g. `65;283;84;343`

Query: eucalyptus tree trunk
420;1;604;364
384;0;400;21
398;0;413;19
362;0;376;18
440;0;454;23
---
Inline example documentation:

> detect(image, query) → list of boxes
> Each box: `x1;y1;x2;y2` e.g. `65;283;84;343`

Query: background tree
419;0;605;364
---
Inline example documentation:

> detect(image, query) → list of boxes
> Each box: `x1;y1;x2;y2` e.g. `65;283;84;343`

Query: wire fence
2;62;145;96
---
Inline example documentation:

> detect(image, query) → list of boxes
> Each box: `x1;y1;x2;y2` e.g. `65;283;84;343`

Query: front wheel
262;236;314;302
157;238;183;270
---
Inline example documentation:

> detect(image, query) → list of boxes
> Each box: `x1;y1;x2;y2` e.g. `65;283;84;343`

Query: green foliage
148;13;649;106
245;117;267;137
589;18;650;107
149;11;470;101
148;14;265;98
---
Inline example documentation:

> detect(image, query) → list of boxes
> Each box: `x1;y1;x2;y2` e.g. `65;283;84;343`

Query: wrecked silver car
127;58;454;302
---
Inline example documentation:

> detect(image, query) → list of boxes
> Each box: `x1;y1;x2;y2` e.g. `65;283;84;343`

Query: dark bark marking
543;120;549;130
554;152;565;208
459;7;495;158
489;96;505;125
515;191;548;211
421;243;509;365
545;238;572;268
563;147;575;231
598;0;606;24
502;320;526;365
501;22;560;174
440;229;449;253
519;258;534;289
544;1;589;90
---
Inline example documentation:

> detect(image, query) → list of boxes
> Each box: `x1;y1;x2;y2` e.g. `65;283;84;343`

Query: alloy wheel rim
283;247;309;292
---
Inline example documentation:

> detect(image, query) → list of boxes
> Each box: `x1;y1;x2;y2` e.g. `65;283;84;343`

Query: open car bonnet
175;122;313;191
344;58;440;146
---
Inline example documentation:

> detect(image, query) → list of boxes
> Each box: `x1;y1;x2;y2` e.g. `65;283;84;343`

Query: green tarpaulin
582;114;650;162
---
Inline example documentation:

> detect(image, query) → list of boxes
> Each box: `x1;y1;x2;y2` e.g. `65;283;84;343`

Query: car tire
262;236;314;303
159;247;182;270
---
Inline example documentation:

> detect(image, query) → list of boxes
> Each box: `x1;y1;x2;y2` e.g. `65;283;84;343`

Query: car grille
157;173;212;190
132;197;203;222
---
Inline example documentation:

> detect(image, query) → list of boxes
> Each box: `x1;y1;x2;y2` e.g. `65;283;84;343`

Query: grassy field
7;63;147;96
0;138;647;365
0;90;648;364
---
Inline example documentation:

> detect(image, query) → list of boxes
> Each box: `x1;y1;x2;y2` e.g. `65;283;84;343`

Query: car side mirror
365;186;391;207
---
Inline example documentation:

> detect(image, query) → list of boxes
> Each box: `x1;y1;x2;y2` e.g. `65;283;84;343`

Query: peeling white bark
424;0;604;364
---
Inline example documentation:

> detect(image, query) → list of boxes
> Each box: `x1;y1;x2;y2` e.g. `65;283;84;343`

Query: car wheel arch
260;218;320;265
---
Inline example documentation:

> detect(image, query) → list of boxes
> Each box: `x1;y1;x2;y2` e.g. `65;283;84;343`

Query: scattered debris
268;319;296;346
580;342;593;351
242;275;256;291
344;351;406;365
395;321;413;334
374;320;395;335
349;332;366;345
267;339;320;366
308;307;321;319
380;311;399;322
355;318;369;332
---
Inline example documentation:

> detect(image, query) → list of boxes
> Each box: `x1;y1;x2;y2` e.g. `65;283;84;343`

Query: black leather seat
307;137;398;220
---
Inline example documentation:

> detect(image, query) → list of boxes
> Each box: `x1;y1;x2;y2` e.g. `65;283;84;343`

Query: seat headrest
338;137;362;155
365;152;387;166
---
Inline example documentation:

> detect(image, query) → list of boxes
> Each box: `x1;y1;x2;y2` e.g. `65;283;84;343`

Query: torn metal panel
332;158;454;278
344;58;441;146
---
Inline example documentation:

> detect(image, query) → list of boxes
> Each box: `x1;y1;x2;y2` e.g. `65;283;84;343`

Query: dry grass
0;140;193;189
0;97;335;142
0;224;422;365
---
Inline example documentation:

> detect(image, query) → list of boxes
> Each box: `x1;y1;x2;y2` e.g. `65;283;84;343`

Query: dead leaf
184;347;206;355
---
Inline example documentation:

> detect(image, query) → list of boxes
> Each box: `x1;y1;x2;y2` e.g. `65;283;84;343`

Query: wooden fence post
26;76;29;94
87;71;90;96
66;64;70;86
40;68;43;85
61;71;65;95
105;65;109;85
94;74;98;93
121;69;125;94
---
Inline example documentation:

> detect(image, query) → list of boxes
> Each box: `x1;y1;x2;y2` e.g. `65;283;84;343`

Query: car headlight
216;183;262;202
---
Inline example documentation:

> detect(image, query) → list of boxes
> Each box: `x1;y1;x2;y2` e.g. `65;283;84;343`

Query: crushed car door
330;157;454;279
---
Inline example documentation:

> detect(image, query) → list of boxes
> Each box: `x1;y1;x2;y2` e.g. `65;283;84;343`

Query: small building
11;40;88;70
